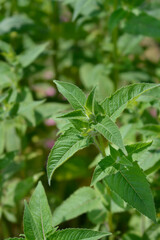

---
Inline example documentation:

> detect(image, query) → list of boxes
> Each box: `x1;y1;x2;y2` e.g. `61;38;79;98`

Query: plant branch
93;134;114;239
51;0;60;80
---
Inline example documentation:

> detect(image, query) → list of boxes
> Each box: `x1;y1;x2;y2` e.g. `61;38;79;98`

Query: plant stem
141;215;146;235
106;185;115;240
93;136;104;157
93;136;114;239
112;0;119;90
51;1;60;80
11;0;17;14
97;135;106;158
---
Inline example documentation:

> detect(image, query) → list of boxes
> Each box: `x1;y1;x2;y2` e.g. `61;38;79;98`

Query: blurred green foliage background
0;0;160;239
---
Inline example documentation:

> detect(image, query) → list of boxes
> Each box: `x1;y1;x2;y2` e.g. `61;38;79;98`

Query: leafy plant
1;0;160;239
47;81;159;238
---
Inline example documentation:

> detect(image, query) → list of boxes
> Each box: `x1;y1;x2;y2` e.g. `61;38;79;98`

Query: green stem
51;1;60;80
112;0;119;90
93;136;114;239
92;136;104;157
97;135;106;158
106;185;115;240
11;0;17;14
141;215;146;235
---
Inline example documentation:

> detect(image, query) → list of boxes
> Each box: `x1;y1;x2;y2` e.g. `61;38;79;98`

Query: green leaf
72;0;98;21
118;34;143;56
36;103;70;123
47;128;91;184
54;81;86;111
117;156;133;167
80;63;114;101
5;122;21;152
14;173;43;202
52;187;100;227
0;92;8;103
94;101;105;115
49;228;111;240
0;40;14;54
0;15;33;35
85;87;96;114
143;220;160;240
87;209;107;225
110;190;127;213
29;181;53;239
18;100;45;126
120;71;150;83
57;110;86;120
122;233;141;240
125;141;153;155
104;162;156;222
69;119;89;131
0;151;16;170
18;100;45;114
108;8;127;32
125;13;160;38
139;125;160;137
101;83;160;120
91;156;115;186
5;238;25;240
18;42;48;67
23;201;41;240
93;116;126;154
109;145;119;159
0;121;5;154
133;150;160;175
0;61;17;89
122;0;144;6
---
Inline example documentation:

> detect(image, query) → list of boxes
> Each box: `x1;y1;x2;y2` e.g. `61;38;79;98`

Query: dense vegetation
0;0;160;239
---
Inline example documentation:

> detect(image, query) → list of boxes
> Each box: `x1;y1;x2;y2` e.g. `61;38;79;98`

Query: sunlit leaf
125;13;160;38
93;116;126;154
49;228;111;240
101;83;160;120
53;187;100;226
18;42;48;67
54;81;86;111
47;128;91;184
104;162;156;222
0;15;33;35
29;181;52;239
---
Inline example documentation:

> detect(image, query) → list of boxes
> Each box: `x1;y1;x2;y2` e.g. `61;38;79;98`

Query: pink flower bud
45;119;56;126
149;108;157;118
45;139;55;149
45;87;56;97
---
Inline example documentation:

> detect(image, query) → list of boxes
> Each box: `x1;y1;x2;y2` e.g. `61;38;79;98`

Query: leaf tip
123;147;128;156
90;180;94;187
53;80;59;85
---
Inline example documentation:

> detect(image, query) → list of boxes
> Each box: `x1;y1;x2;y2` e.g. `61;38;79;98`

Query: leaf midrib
118;168;149;215
49;137;88;178
96;121;123;148
62;86;85;111
40;200;46;240
103;84;159;117
53;192;98;225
